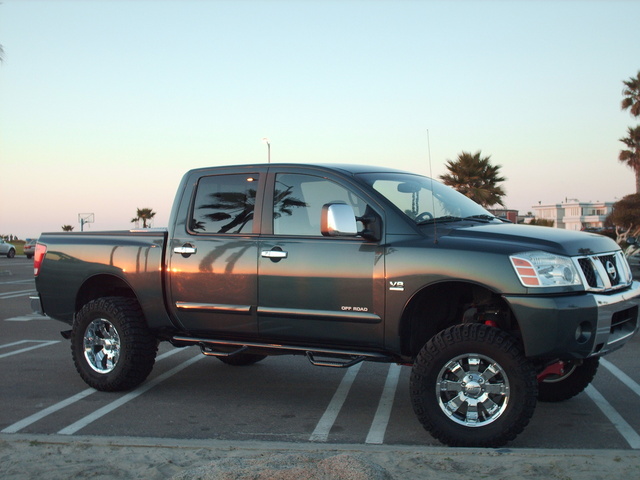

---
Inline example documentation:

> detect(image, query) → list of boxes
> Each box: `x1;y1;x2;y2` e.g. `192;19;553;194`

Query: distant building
487;208;519;223
531;200;614;231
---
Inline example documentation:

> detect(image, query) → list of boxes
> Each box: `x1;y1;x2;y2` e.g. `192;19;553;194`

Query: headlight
510;251;583;288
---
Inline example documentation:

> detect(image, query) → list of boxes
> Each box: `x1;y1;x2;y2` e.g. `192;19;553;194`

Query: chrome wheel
83;317;121;373
436;353;510;427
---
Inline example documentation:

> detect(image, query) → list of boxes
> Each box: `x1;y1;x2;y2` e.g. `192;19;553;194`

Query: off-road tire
538;358;599;402
410;324;538;447
71;296;158;391
217;353;267;366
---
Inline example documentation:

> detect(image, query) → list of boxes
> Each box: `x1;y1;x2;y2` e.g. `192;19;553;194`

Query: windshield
357;172;498;225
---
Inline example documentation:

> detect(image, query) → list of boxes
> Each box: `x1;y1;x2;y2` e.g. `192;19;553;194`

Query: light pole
262;137;271;163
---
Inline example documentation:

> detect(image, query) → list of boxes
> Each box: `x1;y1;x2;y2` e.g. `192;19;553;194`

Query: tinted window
190;174;259;234
273;173;367;236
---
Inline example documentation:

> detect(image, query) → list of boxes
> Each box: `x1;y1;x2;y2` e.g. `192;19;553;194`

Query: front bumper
505;281;640;359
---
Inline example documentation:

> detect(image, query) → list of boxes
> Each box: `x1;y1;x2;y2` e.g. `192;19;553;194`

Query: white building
532;200;614;231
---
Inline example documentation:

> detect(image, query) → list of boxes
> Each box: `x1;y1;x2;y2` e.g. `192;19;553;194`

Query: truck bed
34;229;171;329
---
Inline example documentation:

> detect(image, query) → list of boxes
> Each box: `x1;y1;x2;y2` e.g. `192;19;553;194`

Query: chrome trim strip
257;306;381;323
175;302;251;314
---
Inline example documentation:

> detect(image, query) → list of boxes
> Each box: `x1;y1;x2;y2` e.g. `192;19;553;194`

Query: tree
61;225;74;231
620;71;640;193
606;194;640;244
619;126;640;193
528;218;555;227
439;151;506;207
621;70;640;118
131;208;156;228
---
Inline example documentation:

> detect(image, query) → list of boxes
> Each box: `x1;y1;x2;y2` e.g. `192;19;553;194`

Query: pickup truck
31;163;640;447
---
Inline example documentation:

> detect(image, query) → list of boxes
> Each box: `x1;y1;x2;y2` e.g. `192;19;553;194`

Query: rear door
257;168;385;348
168;169;264;337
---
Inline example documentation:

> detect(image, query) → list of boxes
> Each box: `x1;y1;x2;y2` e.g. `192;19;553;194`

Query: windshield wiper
417;214;500;226
417;215;462;225
462;214;497;223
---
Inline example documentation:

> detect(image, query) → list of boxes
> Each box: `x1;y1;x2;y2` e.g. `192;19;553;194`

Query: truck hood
446;223;620;257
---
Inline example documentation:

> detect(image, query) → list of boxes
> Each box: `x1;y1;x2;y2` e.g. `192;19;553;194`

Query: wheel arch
399;280;522;358
76;274;138;314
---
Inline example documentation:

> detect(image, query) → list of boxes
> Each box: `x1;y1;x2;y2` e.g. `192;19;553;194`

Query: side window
190;174;259;234
273;173;367;236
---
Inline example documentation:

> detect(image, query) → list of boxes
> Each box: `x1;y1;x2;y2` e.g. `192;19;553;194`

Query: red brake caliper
537;361;565;382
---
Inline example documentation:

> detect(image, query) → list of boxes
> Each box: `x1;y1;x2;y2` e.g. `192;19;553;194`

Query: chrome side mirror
321;203;358;237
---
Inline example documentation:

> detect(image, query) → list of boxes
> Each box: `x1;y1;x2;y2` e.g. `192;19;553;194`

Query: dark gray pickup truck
31;163;640;447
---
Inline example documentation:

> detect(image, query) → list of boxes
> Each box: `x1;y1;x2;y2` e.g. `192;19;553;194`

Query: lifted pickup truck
31;163;640;447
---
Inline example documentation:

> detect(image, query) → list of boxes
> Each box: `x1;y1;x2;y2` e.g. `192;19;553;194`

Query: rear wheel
7;248;15;258
217;353;267;366
71;297;157;391
537;358;599;402
410;324;538;447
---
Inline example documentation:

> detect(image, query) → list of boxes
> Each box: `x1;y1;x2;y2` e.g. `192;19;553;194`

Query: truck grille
576;251;633;292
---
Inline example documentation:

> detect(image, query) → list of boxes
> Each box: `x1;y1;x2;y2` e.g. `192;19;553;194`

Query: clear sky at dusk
1;0;639;240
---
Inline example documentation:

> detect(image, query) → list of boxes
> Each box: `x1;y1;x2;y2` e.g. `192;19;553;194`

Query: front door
258;171;385;348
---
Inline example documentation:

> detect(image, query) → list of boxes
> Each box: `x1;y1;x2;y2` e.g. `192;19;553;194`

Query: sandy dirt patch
2;434;639;479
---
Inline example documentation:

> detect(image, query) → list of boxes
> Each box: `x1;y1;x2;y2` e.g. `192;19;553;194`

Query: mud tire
217;354;267;366
71;297;158;392
410;324;538;447
538;358;599;402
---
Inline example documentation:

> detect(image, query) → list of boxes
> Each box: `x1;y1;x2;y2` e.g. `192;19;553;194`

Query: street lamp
262;137;271;163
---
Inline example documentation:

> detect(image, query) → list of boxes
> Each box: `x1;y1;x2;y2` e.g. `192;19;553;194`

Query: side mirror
321;203;358;237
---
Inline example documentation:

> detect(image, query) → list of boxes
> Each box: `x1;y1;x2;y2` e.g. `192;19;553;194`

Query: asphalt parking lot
1;255;640;452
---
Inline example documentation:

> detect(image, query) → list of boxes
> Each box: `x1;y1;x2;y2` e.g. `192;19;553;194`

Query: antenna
427;130;438;244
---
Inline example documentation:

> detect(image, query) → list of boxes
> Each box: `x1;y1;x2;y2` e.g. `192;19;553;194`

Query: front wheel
71;297;158;391
7;249;15;258
410;324;538;447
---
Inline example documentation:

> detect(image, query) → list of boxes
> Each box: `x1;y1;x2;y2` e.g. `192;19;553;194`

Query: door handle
261;250;288;259
174;244;197;257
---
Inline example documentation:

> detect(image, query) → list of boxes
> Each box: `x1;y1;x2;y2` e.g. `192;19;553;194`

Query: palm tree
61;225;74;231
619;126;640;193
439;151;506;207
131;208;156;228
621;71;640;118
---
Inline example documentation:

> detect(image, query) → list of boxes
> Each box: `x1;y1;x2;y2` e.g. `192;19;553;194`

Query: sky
1;0;639;240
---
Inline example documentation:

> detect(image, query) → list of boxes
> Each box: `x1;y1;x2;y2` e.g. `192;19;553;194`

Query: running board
305;352;366;368
171;335;390;368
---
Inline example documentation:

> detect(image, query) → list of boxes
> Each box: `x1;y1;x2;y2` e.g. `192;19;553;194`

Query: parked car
625;237;640;268
0;239;16;258
23;239;37;259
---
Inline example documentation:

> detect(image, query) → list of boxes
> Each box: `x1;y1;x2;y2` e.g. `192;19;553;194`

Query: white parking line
5;313;50;322
309;363;362;442
0;289;36;299
58;353;203;435
2;388;96;434
0;340;59;358
585;384;640;449
365;363;402;444
0;279;35;285
1;348;184;434
600;358;640;397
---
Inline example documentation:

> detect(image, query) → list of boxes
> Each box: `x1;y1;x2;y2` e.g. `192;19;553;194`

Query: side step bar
171;335;390;368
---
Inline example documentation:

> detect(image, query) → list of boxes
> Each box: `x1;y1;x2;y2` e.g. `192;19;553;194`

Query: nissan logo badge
605;260;617;280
